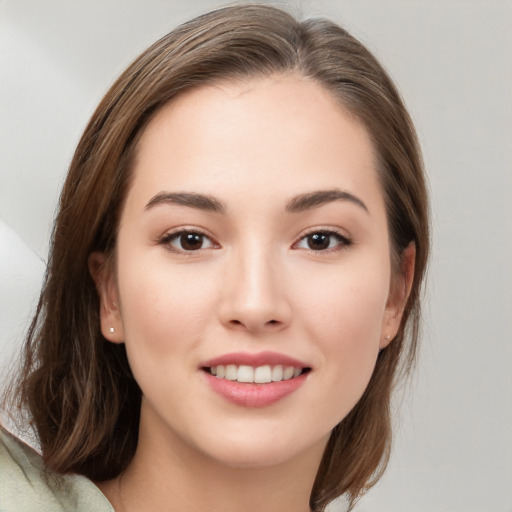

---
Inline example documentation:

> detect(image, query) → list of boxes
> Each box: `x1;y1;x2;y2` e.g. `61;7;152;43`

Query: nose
218;244;292;334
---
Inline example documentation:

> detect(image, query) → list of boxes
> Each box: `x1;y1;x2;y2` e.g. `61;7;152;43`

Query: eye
161;230;216;252
295;230;351;252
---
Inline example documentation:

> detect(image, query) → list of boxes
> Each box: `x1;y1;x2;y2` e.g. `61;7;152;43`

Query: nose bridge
220;237;290;331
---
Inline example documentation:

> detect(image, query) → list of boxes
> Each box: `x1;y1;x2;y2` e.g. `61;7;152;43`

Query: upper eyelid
295;226;351;241
160;226;217;241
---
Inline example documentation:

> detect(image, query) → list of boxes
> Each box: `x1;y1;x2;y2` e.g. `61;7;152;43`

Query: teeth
237;365;254;383
271;365;283;381
254;365;272;383
225;364;237;381
210;364;303;383
283;366;294;380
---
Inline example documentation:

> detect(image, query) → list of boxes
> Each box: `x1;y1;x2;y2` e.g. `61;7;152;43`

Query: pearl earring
109;327;115;333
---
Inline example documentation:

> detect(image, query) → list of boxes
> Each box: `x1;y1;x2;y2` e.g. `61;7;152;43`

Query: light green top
0;427;114;512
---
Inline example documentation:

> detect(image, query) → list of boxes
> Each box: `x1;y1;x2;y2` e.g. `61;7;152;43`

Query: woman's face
95;76;406;469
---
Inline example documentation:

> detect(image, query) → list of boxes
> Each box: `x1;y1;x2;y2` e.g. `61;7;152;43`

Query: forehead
127;75;383;214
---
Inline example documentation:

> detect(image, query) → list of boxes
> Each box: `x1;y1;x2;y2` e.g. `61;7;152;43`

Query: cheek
299;255;389;340
297;260;390;407
116;256;217;364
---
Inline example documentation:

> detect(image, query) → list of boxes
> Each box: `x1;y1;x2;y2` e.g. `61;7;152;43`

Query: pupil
181;233;202;250
308;233;329;250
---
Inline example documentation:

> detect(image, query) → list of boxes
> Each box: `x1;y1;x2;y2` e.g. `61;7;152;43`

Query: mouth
200;352;312;407
203;364;311;383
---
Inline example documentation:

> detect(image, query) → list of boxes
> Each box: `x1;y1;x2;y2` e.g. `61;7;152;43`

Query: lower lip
203;371;308;407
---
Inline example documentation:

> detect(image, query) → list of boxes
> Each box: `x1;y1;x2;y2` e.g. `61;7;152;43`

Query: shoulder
0;427;114;512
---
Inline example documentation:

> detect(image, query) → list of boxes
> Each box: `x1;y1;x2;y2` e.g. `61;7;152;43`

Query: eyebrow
145;192;225;213
144;188;368;215
285;189;368;214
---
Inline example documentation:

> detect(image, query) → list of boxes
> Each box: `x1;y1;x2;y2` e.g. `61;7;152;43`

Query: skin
90;75;414;512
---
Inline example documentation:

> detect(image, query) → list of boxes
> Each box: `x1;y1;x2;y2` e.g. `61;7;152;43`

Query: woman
1;4;429;511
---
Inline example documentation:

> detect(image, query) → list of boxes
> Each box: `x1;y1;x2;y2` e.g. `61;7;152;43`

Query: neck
98;409;327;512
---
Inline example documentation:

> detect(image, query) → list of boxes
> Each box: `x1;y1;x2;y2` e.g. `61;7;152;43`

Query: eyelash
294;229;352;254
158;228;352;254
159;229;218;254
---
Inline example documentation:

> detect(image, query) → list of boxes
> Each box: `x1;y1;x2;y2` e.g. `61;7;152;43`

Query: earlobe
88;252;124;343
380;242;416;348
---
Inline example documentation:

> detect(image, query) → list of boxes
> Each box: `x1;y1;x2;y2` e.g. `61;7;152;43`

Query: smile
208;364;304;383
201;352;311;407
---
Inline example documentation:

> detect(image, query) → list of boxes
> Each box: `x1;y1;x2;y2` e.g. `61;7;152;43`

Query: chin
193;425;329;470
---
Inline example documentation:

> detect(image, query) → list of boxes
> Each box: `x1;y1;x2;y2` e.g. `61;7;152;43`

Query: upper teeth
210;365;302;383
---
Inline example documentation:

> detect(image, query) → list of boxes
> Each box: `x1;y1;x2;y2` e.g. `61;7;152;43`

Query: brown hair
5;4;429;510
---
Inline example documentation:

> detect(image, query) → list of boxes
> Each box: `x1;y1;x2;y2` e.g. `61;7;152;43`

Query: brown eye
179;233;204;250
295;230;351;252
307;233;330;250
164;231;215;252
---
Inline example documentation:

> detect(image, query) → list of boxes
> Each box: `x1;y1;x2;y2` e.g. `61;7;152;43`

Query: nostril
228;319;280;329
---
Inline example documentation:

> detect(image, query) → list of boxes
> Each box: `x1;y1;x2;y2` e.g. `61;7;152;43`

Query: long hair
5;4;429;510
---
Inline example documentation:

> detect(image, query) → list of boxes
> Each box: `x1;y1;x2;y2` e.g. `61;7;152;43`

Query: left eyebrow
145;192;226;213
285;189;369;214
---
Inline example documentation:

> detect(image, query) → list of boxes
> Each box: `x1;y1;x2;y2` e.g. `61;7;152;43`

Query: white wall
1;1;511;510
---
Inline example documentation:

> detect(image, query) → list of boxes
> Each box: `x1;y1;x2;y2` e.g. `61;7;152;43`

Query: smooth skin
90;75;414;512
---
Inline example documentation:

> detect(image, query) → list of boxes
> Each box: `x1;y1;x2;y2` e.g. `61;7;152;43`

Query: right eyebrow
144;192;226;213
285;188;369;214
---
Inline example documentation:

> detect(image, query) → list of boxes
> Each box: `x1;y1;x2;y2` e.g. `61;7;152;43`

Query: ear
88;252;124;343
380;242;416;349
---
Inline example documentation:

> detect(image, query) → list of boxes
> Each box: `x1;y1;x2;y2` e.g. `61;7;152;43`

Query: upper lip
201;351;310;369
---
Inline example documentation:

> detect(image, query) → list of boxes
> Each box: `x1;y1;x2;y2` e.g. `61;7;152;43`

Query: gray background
1;1;511;510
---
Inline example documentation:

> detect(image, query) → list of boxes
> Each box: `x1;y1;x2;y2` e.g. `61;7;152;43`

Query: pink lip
203;371;308;408
200;351;311;408
201;351;309;369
